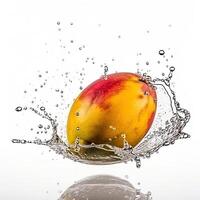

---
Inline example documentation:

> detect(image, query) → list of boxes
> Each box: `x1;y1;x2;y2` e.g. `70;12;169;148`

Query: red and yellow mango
67;72;157;148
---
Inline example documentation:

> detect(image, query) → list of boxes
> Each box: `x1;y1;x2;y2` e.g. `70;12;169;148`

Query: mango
67;72;157;148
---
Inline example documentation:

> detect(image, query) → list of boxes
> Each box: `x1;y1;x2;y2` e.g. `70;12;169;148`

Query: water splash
12;65;190;167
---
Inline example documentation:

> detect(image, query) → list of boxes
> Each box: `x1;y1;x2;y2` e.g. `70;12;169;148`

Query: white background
1;0;200;199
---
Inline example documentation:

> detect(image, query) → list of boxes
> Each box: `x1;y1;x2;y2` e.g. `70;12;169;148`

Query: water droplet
57;21;60;25
38;74;42;78
147;191;152;199
159;50;165;55
170;66;175;72
70;40;74;43
104;66;108;79
38;124;43;129
15;106;22;112
145;152;151;158
79;86;83;90
40;107;45;111
146;61;149;65
76;127;80;131
70;22;74;25
108;125;116;131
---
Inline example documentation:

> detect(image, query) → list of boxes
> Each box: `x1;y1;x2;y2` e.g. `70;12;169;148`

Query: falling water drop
38;124;43;129
40;106;45;111
15;106;22;112
104;66;108;80
170;66;175;72
159;50;165;56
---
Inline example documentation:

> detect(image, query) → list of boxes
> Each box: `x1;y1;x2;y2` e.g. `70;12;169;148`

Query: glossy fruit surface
67;72;157;148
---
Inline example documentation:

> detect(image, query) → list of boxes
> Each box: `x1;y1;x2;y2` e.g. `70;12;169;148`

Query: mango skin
67;72;157;148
